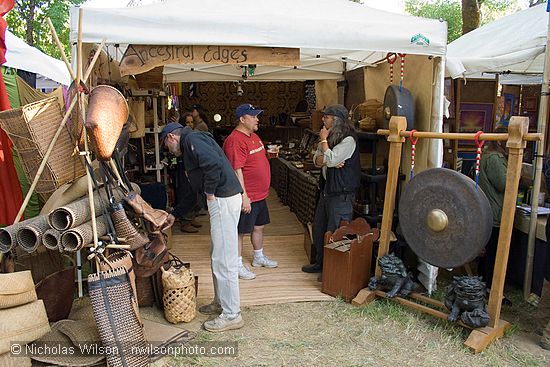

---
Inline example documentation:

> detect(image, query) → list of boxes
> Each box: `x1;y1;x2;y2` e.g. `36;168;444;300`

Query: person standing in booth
190;104;209;132
161;123;244;332
223;104;278;280
301;104;361;277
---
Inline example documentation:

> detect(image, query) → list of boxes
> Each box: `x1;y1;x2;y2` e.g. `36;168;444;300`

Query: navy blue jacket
180;129;242;198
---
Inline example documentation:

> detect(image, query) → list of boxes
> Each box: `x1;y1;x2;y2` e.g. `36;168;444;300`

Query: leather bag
124;191;169;231
135;232;168;270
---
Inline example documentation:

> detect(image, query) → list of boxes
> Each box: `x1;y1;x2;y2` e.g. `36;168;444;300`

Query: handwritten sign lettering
119;45;300;76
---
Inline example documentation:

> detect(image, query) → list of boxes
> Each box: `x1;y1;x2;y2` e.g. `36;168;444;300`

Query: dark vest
319;132;361;196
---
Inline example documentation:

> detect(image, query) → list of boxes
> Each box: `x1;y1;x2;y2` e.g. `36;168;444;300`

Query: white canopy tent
70;0;447;82
447;3;547;79
4;29;71;86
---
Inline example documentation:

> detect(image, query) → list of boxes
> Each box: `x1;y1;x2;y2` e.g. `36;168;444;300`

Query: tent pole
523;11;550;300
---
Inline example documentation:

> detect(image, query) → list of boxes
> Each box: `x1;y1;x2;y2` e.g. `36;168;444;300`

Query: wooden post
375;116;407;277
487;116;528;326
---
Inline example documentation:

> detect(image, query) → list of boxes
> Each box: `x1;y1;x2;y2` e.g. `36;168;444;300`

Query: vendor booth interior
3;0;546;363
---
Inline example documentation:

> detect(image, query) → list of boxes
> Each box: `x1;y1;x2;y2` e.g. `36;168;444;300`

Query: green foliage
405;0;524;43
6;0;84;60
405;0;463;42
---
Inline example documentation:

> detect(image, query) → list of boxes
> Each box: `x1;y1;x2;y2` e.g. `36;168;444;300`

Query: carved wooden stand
352;116;540;353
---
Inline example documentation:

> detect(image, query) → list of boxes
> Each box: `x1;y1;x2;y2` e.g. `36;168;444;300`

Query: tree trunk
461;0;481;35
25;0;36;46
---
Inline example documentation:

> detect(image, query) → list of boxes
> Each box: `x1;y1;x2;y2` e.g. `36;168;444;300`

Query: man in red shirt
223;103;278;280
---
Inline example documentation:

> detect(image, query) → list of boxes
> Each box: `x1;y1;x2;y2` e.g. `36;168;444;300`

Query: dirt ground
149;286;549;367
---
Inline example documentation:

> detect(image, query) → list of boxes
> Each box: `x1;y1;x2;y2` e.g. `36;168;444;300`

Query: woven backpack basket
162;265;196;323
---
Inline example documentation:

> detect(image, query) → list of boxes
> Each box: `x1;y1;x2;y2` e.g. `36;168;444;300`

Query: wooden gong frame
352;116;541;353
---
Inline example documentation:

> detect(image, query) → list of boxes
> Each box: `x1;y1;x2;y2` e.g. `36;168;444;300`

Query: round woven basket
162;266;196;323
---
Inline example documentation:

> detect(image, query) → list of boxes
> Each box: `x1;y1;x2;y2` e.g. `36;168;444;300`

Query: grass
152;286;549;367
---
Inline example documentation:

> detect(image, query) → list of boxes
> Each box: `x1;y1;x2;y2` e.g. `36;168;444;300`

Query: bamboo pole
375;116;407;277
487;116;528;327
524;11;550;300
377;129;541;142
46;18;76;81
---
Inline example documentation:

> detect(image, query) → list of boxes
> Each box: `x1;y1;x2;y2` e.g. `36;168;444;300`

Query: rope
474;131;485;189
398;53;406;92
409;129;418;180
386;53;397;84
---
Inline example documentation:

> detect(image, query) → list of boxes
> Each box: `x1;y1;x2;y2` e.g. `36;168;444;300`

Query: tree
6;0;84;60
406;0;521;42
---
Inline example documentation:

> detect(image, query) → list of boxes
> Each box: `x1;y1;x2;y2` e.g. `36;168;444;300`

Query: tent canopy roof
70;0;447;82
4;29;71;85
446;4;547;79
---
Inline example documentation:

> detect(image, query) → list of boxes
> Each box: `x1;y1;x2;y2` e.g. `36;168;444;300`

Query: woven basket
0;97;86;200
0;299;50;354
88;267;148;367
135;276;155;307
111;207;149;250
35;266;76;322
0;270;37;309
162;265;196;323
98;250;140;321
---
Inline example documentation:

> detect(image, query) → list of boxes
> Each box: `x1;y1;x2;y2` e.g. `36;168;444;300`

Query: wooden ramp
170;191;333;306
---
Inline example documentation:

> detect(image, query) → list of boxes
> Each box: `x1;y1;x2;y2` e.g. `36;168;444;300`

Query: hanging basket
0;97;86;201
162;265;196;323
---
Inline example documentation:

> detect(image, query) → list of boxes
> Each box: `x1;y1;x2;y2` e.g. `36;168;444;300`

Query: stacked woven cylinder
0;188;130;254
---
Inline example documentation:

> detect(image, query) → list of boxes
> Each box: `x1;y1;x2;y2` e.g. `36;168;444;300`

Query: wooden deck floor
170;189;333;306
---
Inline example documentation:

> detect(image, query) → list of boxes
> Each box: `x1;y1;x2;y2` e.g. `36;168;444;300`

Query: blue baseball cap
160;122;184;144
235;103;263;119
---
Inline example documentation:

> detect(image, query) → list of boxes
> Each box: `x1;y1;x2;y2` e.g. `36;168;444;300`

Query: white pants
207;193;242;316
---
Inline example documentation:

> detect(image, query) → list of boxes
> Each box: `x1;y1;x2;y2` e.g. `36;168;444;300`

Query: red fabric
223;130;270;202
0;15;24;225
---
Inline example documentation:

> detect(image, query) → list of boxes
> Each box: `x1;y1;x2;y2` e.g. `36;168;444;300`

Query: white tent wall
447;4;547;79
4;30;71;86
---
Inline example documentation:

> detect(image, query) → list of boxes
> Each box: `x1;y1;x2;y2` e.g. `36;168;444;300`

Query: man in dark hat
301;104;361;278
223;103;278;281
161;122;244;332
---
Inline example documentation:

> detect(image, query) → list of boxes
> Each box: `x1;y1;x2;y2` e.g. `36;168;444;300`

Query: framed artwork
458;103;494;145
501;93;515;126
523;96;537;112
444;79;455;118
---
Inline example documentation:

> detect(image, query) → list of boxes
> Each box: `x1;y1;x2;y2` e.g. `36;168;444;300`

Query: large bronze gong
398;168;493;268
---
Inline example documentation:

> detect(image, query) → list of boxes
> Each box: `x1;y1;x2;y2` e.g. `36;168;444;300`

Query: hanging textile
2;67;39;219
0;13;24;226
16;75;64;111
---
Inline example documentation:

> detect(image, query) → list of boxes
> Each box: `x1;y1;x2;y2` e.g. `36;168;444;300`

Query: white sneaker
238;264;256;280
203;313;244;332
252;254;278;268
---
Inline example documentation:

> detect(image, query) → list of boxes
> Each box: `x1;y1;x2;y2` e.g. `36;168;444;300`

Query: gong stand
352;116;541;353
